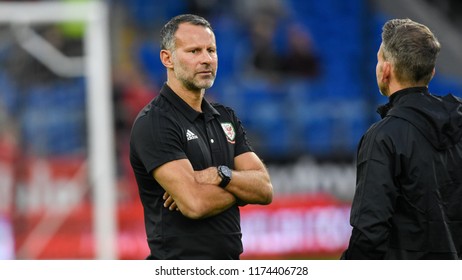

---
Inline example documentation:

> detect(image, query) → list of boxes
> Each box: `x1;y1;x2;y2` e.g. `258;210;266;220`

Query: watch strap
218;165;231;188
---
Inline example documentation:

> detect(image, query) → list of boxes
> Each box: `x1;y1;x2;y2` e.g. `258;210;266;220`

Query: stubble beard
178;71;216;92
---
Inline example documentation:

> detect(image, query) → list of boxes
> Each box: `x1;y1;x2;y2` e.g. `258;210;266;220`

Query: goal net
0;1;116;259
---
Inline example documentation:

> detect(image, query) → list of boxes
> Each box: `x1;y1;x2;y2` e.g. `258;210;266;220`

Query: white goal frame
0;1;116;259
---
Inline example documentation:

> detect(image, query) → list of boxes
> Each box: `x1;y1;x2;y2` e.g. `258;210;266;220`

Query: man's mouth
197;71;214;76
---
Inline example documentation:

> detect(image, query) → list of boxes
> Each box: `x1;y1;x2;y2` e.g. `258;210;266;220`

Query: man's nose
200;50;214;63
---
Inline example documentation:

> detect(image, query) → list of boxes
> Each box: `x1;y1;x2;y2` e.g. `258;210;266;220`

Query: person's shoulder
210;101;229;110
210;102;237;115
132;98;177;134
135;95;172;119
365;116;411;142
211;102;242;125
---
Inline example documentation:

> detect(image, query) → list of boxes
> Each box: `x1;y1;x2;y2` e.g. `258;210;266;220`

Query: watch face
223;166;231;177
218;166;231;188
220;166;231;178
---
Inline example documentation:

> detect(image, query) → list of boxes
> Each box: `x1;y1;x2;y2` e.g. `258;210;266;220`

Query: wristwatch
217;165;232;188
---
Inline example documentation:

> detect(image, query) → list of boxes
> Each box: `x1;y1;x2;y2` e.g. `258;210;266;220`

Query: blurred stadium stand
2;0;455;162
1;0;462;260
0;0;460;159
116;0;462;162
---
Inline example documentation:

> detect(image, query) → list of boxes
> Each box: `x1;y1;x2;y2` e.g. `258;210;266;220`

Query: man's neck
167;80;205;112
387;81;427;98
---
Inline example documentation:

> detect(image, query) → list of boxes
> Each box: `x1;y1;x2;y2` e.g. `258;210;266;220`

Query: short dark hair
160;14;213;51
381;18;440;84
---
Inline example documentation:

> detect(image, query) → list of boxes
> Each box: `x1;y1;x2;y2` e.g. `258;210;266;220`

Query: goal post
0;1;116;259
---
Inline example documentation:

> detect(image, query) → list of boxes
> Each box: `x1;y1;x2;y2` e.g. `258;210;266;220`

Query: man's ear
160;49;173;69
381;61;392;83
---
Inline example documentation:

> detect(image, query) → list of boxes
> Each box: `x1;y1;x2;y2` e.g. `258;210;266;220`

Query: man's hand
163;192;179;211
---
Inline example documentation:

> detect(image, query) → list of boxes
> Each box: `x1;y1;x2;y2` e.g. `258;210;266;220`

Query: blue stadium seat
20;79;87;155
0;71;18;114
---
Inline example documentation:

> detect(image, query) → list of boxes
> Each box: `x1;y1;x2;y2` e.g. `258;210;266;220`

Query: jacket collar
376;86;429;118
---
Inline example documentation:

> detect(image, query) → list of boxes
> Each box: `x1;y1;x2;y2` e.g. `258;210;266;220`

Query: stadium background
0;0;461;259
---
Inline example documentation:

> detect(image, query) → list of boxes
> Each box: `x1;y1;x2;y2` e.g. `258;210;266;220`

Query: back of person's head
160;14;213;51
381;18;440;85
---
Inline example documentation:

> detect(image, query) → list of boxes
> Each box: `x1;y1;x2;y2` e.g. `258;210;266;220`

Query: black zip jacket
342;87;462;259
